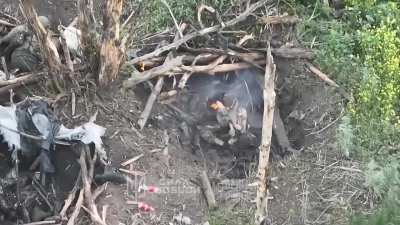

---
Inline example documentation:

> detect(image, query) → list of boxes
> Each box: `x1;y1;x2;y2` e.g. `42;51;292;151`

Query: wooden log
255;44;276;224
98;0;125;86
199;170;217;209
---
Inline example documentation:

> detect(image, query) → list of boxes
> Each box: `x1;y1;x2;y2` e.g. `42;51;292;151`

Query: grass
142;0;231;32
293;1;400;224
209;208;255;225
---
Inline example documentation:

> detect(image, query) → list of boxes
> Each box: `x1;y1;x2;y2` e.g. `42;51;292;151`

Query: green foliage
142;0;231;32
350;200;400;225
297;1;400;223
365;159;400;199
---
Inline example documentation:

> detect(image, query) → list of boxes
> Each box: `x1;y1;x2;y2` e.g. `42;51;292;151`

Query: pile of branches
122;0;316;130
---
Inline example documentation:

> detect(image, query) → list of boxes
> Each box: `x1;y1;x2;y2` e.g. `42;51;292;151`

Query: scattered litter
139;184;158;193
138;202;155;212
0;98;107;174
121;153;144;167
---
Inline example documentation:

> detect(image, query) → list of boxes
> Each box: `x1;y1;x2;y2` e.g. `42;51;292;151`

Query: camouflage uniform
0;16;50;72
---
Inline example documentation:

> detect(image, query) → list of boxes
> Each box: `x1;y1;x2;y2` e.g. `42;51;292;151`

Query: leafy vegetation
294;0;400;224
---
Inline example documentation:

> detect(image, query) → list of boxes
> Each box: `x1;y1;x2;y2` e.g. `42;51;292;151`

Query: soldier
0;16;50;72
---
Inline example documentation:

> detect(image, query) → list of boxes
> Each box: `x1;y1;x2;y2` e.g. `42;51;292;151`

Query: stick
79;147;106;225
119;168;145;176
255;43;276;224
93;183;107;201
272;107;294;155
123;56;184;88
258;15;301;25
160;0;183;39
102;205;109;223
1;57;10;80
0;72;44;87
138;77;164;130
135;23;188;128
23;221;57;225
128;0;272;65
305;62;339;87
0;18;16;27
199;170;217;209
66;189;84;225
134;52;263;70
180;34;257;74
0;12;20;23
121;153;144;167
189;60;265;74
71;91;76;116
197;4;225;29
59;29;74;77
60;171;82;218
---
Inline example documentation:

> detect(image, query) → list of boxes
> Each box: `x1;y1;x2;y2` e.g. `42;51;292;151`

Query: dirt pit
0;57;369;225
0;1;372;224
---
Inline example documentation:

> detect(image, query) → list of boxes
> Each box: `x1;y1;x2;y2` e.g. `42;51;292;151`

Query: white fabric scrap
56;122;107;160
0;105;20;150
0;104;107;161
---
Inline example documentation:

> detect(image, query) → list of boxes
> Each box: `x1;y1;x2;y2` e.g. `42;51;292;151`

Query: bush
298;1;400;222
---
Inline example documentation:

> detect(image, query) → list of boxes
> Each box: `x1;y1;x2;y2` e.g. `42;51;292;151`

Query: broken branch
199;170;217;209
305;62;339;87
255;43;276;224
128;0;272;65
258;15;301;25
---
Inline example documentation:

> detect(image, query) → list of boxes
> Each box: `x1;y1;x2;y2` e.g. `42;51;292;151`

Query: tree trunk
98;0;125;86
77;0;100;75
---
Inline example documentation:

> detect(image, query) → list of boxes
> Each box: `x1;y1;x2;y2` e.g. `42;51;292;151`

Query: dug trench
0;56;345;225
156;58;314;177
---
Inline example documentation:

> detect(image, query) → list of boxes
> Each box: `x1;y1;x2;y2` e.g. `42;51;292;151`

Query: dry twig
128;0;272;65
121;154;144;167
305;62;339;87
258;15;301;25
199;170;217;209
255;44;276;224
1;57;10;80
0;18;16;27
